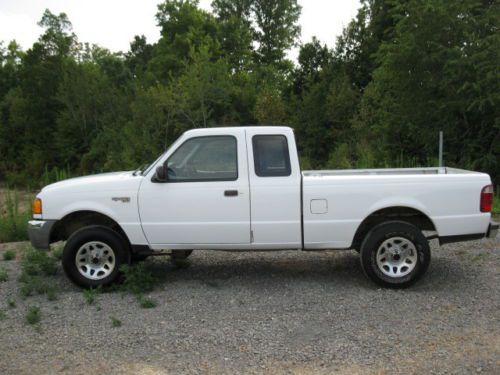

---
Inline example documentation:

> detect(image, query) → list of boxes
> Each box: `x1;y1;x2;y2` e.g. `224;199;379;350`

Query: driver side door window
167;136;238;182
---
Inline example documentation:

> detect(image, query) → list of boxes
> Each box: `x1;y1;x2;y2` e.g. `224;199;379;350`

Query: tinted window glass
167;136;237;182
252;135;291;177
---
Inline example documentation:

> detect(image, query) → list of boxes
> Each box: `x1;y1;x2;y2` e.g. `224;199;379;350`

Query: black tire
62;226;128;288
171;250;193;260
360;221;430;288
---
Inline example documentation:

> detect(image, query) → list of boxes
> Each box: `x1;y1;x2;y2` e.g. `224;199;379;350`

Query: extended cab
28;126;498;288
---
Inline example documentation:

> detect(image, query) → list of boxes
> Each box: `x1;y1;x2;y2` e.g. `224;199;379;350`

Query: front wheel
360;221;430;288
62;226;128;288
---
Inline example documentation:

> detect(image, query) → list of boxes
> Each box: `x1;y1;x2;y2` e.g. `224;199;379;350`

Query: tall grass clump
493;193;500;216
40;165;72;187
0;190;31;243
19;246;59;299
120;263;159;308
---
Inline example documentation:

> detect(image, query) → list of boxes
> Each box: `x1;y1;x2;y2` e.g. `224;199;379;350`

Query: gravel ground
0;234;499;375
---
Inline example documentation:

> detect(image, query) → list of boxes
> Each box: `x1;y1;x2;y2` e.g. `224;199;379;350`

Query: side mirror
154;165;167;182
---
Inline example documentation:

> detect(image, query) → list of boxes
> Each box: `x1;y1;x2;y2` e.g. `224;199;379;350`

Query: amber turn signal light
32;198;42;215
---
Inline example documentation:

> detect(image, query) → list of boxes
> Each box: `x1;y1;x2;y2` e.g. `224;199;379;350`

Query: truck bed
302;167;481;177
301;166;491;249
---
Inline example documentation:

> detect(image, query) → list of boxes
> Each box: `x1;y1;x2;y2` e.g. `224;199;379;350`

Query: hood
41;171;141;193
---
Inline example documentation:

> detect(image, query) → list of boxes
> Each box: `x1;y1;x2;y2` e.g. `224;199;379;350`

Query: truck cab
139;126;302;250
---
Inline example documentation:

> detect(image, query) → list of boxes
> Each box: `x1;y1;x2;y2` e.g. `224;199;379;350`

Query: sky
0;0;361;61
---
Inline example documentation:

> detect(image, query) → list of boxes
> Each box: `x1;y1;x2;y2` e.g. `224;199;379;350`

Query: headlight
32;198;42;215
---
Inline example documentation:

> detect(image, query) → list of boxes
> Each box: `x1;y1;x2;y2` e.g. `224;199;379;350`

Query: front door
138;131;251;247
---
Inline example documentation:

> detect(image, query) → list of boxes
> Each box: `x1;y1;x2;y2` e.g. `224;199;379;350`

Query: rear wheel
62;226;128;288
360;221;430;288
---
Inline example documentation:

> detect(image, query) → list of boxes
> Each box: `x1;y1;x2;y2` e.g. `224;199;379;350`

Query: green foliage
46;287;58;301
3;250;16;261
0;268;7;282
25;305;41;325
7;298;16;308
493;194;500;216
51;245;64;261
119;263;157;295
0;309;5;321
0;190;31;243
110;316;122;327
19;246;59;298
82;287;100;305
137;295;158;309
0;0;498;187
21;247;58;277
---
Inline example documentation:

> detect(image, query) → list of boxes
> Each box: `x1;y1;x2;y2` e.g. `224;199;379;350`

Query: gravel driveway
0;235;499;375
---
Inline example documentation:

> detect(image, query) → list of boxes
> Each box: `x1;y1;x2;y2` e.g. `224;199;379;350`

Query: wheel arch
351;206;437;250
50;210;131;250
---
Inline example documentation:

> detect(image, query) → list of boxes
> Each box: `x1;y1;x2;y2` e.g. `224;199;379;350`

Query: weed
7;298;16;308
137;295;158;309
18;247;59;299
0;190;31;242
51;245;64;260
82;287;100;305
46;287;58;301
3;250;16;261
493;194;500;216
21;247;58;277
120;263;157;295
0;309;6;321
0;268;7;282
26;306;41;325
110;316;122;327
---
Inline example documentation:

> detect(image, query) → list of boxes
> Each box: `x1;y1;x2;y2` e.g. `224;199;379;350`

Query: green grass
51;245;64;260
21;246;58;277
82;287;100;305
0;268;8;282
492;194;500;216
7;298;16;308
137;295;158;309
19;246;59;299
40;165;72;188
3;250;16;261
120;263;157;295
110;316;122;327
0;190;31;243
25;305;41;325
119;263;160;308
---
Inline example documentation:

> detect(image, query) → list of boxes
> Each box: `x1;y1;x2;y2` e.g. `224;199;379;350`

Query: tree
252;0;301;68
211;0;254;71
149;0;220;82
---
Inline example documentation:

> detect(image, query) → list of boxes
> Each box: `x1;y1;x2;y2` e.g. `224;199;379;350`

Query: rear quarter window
252;135;291;177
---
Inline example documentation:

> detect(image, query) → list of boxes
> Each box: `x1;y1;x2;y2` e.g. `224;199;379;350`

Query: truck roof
184;126;293;136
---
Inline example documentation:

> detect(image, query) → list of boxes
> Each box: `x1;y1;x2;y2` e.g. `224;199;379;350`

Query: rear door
245;128;302;249
138;129;251;247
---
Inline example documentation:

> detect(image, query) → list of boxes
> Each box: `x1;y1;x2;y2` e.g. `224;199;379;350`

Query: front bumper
487;221;499;239
27;220;57;250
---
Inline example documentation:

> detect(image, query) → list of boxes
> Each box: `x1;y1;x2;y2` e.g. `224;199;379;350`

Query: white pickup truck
28;126;497;288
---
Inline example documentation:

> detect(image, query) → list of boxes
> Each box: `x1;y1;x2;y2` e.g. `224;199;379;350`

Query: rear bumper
27;220;57;250
487;221;499;239
439;220;498;245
